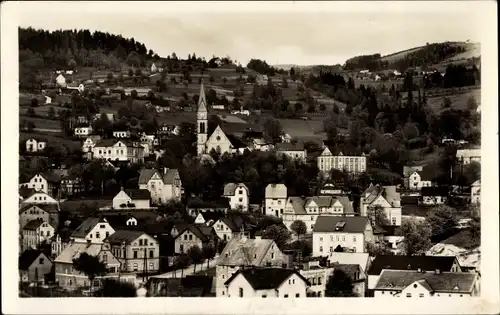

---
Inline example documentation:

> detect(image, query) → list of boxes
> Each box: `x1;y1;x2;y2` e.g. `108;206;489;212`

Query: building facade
317;148;366;174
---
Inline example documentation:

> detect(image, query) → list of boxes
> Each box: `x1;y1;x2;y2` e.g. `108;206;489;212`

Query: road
150;256;219;280
33;127;62;133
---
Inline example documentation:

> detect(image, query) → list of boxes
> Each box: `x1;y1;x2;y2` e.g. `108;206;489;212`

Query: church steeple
198;81;208;113
197;81;208;156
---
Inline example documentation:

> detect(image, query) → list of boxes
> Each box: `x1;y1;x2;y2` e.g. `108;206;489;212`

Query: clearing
426;89;480;114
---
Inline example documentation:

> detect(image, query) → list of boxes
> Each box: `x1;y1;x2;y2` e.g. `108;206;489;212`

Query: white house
252;138;273;152
82;135;102;153
26;138;47;153
373;270;479;298
112;131;131;139
151;62;158;73
111;189;151;210
23;173;60;196
408;167;435;190
223;183;250;211
212;215;254;242
138;168;183;204
275;141;307;161
22;219;56;251
282;196;355;233
420;187;448;206
359;185;402;226
70;217;116;244
471;180;480;204
298;259;335;297
264;184;288;217
20;191;58;205
224;267;310;298
74;125;93;138
312;216;374;256
317;148;367;174
55;74;66;87
216;237;288;297
456;149;481;164
92;139;145;163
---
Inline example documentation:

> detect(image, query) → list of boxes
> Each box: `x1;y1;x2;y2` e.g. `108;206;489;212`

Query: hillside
343;41;480;72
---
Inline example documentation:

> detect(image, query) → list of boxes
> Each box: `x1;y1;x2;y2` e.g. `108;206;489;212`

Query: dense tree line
344;53;388;71
246;59;277;76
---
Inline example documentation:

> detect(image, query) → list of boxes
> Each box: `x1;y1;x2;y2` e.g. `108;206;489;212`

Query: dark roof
276;141;305;151
220;214;257;232
19;203;59;214
401;196;419;205
198;211;226;223
19;249;49;270
375;270;477;293
38;171;61;183
416;166;438;181
176;224;216;242
23;219;45;230
124;189;151;200
19;187;36;198
226;135;248;149
368;255;459;275
313;216;369;233
421;187;449;197
105;230;147;244
224;268;310;290
71;217;106;238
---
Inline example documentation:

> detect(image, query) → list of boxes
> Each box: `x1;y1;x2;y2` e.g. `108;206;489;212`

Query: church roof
197;82;208;113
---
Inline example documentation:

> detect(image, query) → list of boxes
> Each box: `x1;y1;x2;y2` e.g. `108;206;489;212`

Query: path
150;256;219;280
33;127;62;133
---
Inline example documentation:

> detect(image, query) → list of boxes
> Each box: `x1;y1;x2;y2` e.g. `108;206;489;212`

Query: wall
28;175;49;194
264;197;286;217
227;186;249;211
119;235;159;273
174;230;203;254
300;267;334;297
312;232;366;256
19;206;50;229
206;128;232;155
85;222;115;244
24;254;53;283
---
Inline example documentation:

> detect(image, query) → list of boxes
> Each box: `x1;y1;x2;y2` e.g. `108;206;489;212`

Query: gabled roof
276;141;305;152
176;224;216;242
104;230;147;245
19;250;50;270
197;82;208;113
368;255;458;275
226;135;248;149
287;197;307;215
19;203;59;214
218;237;277;266
19;187;36;199
265;184;287;199
54;242;102;264
313;216;369;234
23;219;46;230
123;189;151;200
471;179;480;187
363;185;400;206
374;270;477;293
71;217;107;238
35;171;61;184
223;183;249;196
224;268;310;290
219;214;256;233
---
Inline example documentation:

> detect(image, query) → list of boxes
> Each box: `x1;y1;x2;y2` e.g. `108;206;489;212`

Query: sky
13;1;483;66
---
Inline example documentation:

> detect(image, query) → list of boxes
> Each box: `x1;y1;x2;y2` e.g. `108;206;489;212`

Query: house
252;138;273;152
159;124;180;136
333;263;367;297
151;62;158;73
92;139;145;163
54;242;122;289
373;270;479;297
94;113;115;122
111;188;151;210
20;190;58;205
187;198;231;217
264;184;288;217
223;267;310;298
275;141;307;161
312;216;374;255
280;133;292;143
74;125;93;138
456;148;481;164
113;130;131;139
471;180;480;204
360;184;402;226
194;211;226;225
420;187;449;205
103;230;160;274
81;135;102;153
408;166;436;190
60;174;83;197
138;168;183;204
19;250;53;283
22;219;56;251
19;203;59;231
317;148;367;174
403;164;425;188
23;172;61;197
223;183;250;211
367;255;462;290
174;224;218;254
298;258;334;297
50;228;73;259
55;74;66;87
70;217;116;244
282;196;355;233
212;214;256;242
216;237;288;297
25;138;47;153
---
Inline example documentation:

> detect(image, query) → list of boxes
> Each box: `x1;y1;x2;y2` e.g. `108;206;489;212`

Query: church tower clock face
199;113;206;119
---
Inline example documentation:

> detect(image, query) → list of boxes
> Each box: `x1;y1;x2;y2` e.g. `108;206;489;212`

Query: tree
262;224;291;249
202;244;216;269
468;213;480;248
325;269;356;297
367;205;390;227
72;253;107;295
174;254;191;278
30;98;39;107
290;220;307;241
27;121;36;133
396;217;432;256
442;97;452;108
467;96;478;110
263;117;283;143
209;76;214;84
27;107;36;117
95;279;137;297
366;242;393;257
187;245;203;273
47;106;56;119
319;103;326;111
426;205;459;238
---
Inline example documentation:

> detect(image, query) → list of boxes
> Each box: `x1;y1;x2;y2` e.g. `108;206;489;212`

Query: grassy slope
426;89;480;114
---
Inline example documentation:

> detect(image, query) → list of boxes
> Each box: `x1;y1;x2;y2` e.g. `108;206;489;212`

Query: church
197;83;240;156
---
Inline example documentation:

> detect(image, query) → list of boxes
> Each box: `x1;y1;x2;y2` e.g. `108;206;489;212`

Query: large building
317;148;367;174
359;184;402;226
138;168;183;204
92;139;145;163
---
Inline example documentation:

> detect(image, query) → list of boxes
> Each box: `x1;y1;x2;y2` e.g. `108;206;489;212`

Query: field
380;46;425;63
20;104;67;116
19;116;62;131
426;89;480;114
19;131;82;150
278;118;326;141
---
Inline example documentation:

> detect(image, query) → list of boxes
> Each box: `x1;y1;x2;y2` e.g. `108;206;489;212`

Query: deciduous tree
396;217;432;256
72;253;107;295
325;269;356;297
290;220;307;241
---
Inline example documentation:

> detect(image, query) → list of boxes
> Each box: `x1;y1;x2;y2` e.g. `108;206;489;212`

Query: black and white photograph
1;1;498;314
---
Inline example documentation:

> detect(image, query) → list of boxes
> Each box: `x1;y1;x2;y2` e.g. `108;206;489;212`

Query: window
289;279;291;284
353;236;356;242
133;263;138;271
318;277;322;285
295;293;300;297
319;246;323;252
41;231;45;236
39;257;44;264
239;198;243;202
103;255;108;262
100;224;105;229
149;250;154;258
318;292;322;297
96;232;100;238
133;251;138;258
392;217;397;225
189;235;193;241
271;253;274;259
106;232;109;238
139;240;143;246
319;237;323;242
342;236;345;241
284;294;289;298
239;190;243;195
330;246;333;252
184;234;188;240
406;293;412;298
239;288;243;297
419;293;424;298
262;294;267;298
89;234;93;238
312;278;316;285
